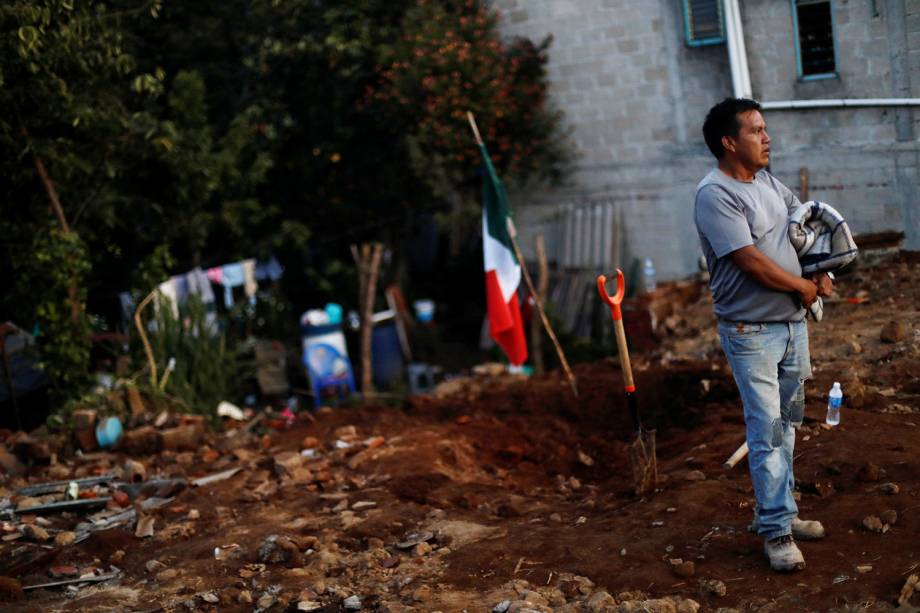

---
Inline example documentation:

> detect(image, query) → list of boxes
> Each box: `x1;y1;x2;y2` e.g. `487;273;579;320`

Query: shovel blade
630;429;658;496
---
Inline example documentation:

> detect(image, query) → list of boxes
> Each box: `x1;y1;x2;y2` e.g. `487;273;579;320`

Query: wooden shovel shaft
612;317;635;391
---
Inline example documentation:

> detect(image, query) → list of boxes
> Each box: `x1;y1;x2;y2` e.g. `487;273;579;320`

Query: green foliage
0;0;570;410
19;225;93;403
141;296;244;415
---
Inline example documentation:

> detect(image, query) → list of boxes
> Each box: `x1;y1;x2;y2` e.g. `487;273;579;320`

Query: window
793;0;837;79
682;0;725;46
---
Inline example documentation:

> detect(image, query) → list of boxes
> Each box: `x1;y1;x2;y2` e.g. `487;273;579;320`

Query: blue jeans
718;320;812;541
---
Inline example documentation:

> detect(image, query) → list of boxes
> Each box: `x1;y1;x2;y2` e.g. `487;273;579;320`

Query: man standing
694;98;833;572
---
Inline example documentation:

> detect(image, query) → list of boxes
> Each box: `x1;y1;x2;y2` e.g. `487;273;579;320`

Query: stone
159;425;203;452
121;426;160;455
335;425;358;440
881;321;906;343
848;340;862;355
585;590;615;612
274;451;303;477
414;541;432;556
671;559;695;577
880;509;898;525
258;535;302;565
298;601;324;611
343;594;362;609
879;482;900;495
110;550;125;563
145;560;166;573
521;590;548;606
54;531;76;546
862;515;887;533
493;601;512;613
411;584;431;602
684;470;706;481
187;509;200;520
22;525;49;541
856;564;873;573
619;597;700;613
699;578;727;597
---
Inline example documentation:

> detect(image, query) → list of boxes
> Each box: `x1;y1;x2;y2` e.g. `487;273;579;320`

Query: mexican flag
479;143;528;366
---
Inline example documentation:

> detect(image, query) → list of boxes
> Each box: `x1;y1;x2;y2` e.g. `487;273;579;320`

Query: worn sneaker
764;535;805;572
791;517;826;540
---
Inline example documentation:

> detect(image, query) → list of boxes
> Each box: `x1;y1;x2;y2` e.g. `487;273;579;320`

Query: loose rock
700;578;727;597
881;321;906;343
880;509;899;525
54;531;76;547
585;590;615;612
342;594;362;610
879;482;900;495
862;515;887;533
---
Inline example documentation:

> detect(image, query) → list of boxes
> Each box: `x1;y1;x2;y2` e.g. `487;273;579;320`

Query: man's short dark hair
702;98;762;159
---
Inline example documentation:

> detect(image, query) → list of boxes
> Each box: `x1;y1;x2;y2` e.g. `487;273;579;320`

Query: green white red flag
478;143;527;366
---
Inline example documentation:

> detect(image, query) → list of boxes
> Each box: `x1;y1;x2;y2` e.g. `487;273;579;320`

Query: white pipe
723;0;752;99
762;98;920;110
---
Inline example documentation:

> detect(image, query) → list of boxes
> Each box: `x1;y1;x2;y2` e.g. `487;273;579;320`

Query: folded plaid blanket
788;201;859;321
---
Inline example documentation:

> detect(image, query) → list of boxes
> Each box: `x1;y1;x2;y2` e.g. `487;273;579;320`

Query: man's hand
811;272;834;297
797;278;818;307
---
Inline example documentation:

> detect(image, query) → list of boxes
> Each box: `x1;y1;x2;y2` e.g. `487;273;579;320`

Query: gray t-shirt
694;168;806;323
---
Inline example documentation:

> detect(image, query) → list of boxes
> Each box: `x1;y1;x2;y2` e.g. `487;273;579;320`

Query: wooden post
356;243;384;399
531;235;548;376
799;166;809;202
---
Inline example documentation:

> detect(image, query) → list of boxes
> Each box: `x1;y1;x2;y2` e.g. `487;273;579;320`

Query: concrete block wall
495;0;920;279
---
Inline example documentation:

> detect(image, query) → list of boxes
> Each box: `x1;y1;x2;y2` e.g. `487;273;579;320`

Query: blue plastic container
95;416;123;448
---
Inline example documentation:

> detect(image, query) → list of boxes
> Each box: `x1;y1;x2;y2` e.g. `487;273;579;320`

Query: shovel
597;270;658;496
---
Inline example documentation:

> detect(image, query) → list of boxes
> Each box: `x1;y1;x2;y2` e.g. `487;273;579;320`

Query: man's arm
729;245;818;306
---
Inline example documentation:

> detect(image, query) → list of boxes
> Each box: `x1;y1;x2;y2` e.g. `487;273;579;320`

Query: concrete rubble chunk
699;578;727;597
22;524;49;541
585;590;616;612
879;482;900;495
258;534;302;565
618;597;701;613
881;321;906;343
862;515;887;533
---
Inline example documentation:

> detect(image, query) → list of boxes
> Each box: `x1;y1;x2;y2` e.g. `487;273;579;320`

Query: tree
364;0;568;253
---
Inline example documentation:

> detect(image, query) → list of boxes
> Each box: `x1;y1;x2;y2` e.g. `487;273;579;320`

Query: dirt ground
3;253;920;612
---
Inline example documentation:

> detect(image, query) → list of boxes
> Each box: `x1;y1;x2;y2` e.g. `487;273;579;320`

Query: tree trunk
32;151;82;323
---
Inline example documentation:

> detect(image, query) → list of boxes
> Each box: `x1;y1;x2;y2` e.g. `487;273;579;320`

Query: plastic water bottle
643;257;657;292
825;382;843;426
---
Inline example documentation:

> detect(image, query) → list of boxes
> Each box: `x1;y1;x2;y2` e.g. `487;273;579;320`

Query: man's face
723;110;771;170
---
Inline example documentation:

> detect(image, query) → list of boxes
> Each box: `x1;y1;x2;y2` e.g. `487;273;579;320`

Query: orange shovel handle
597;270;626;321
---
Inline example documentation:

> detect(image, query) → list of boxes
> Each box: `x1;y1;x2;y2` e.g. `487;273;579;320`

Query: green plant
138;295;246;415
20;225;93;405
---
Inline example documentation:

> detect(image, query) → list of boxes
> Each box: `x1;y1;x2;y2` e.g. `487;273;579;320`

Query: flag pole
466;112;578;397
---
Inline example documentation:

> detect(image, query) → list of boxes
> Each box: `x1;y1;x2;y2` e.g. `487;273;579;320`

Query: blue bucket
95;416;123;448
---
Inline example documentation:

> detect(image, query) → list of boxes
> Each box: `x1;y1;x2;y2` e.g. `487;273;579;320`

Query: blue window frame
792;0;838;80
682;0;725;46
